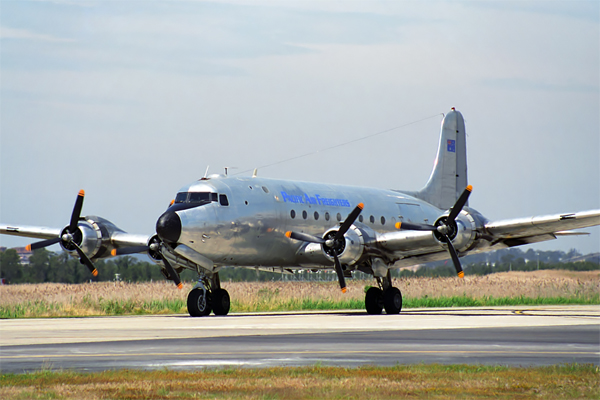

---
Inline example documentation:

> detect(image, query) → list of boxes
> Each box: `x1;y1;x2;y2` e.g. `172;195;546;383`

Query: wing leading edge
484;209;600;245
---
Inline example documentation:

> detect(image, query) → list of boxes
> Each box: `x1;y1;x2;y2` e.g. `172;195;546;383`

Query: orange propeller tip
285;231;292;238
341;287;347;293
78;189;85;196
466;185;473;191
177;283;183;289
111;249;118;256
458;271;465;278
357;203;364;209
395;222;402;229
92;269;98;277
25;244;32;252
170;199;175;206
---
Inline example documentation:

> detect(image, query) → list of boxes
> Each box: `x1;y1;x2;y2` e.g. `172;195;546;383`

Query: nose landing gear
187;273;230;317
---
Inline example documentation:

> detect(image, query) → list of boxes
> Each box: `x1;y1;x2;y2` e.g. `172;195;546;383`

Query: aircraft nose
156;211;181;244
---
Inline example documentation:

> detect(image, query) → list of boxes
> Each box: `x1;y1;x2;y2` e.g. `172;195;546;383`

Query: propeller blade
69;190;85;233
447;185;472;223
285;231;325;244
331;249;347;293
160;254;183;289
111;246;150;256
334;203;364;241
445;236;464;278
394;221;436;231
71;241;98;277
25;237;61;251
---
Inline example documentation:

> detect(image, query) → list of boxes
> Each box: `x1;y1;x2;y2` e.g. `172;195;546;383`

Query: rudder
414;108;468;210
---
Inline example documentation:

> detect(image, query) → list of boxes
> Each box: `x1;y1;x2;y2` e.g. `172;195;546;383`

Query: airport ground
1;306;599;399
1;271;598;398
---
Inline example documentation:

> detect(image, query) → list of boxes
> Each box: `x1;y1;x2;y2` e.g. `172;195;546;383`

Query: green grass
1;294;598;318
1;364;598;399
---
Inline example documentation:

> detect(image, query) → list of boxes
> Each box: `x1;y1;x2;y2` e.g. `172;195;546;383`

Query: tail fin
414;108;468;210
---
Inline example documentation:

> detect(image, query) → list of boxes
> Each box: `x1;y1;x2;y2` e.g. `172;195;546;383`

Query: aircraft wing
484;209;600;245
108;232;151;248
0;223;150;255
376;209;600;270
0;224;61;240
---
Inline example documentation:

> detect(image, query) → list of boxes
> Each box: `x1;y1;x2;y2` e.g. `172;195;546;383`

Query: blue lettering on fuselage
280;191;351;207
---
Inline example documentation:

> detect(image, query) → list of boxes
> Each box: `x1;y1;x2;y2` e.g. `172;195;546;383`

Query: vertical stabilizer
415;109;468;210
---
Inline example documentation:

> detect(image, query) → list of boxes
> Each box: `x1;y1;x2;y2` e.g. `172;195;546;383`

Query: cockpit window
219;194;229;206
174;192;218;205
175;192;188;204
189;192;211;204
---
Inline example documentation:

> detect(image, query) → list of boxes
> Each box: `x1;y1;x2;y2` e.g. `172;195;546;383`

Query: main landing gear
365;271;402;315
187;273;230;317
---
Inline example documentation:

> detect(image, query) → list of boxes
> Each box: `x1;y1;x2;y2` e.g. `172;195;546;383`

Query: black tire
212;289;230;316
365;287;384;315
187;288;212;317
383;287;402;314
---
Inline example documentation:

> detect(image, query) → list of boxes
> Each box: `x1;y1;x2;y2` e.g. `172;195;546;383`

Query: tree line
0;247;598;284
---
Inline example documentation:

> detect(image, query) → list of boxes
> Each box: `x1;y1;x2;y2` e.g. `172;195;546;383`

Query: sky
1;0;599;255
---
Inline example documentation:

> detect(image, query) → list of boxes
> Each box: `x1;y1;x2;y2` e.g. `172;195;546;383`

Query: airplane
2;108;599;317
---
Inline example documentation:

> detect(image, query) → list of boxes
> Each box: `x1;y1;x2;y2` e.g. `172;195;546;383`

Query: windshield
174;192;218;205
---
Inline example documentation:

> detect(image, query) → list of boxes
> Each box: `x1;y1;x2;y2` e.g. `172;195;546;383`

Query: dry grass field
1;270;597;318
1;364;598;400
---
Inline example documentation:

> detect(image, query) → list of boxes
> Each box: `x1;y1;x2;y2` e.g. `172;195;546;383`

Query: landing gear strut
365;270;402;315
187;272;230;317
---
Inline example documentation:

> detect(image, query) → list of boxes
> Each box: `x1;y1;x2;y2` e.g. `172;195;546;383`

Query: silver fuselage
173;175;450;270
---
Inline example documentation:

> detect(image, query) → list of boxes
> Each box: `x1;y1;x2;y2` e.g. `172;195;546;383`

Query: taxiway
1;306;598;372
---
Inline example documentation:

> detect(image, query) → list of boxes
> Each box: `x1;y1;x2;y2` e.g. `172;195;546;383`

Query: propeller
111;246;150;256
25;190;98;277
286;203;364;293
395;185;473;278
111;239;182;289
160;253;183;289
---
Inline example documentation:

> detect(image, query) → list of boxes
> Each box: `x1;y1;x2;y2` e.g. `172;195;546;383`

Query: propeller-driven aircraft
2;109;599;316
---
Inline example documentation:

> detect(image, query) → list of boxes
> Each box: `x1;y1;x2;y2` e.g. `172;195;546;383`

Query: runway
1;306;598;373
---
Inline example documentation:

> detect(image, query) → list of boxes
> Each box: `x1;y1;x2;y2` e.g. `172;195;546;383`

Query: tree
0;249;22;283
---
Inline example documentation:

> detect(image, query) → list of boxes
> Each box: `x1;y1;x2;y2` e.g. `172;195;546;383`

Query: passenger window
302;210;307;219
370;215;375;224
290;210;296;219
219;194;229;206
381;216;386;225
325;212;330;221
359;215;364;223
336;213;342;222
314;211;319;220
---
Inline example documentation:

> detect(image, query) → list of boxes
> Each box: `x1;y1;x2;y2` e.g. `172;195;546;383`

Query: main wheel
383;287;402;314
212;288;230;316
187;288;212;317
365;287;384;315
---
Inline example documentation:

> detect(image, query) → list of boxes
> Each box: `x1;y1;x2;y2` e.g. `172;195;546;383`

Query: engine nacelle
59;216;116;260
433;211;478;252
322;226;365;266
